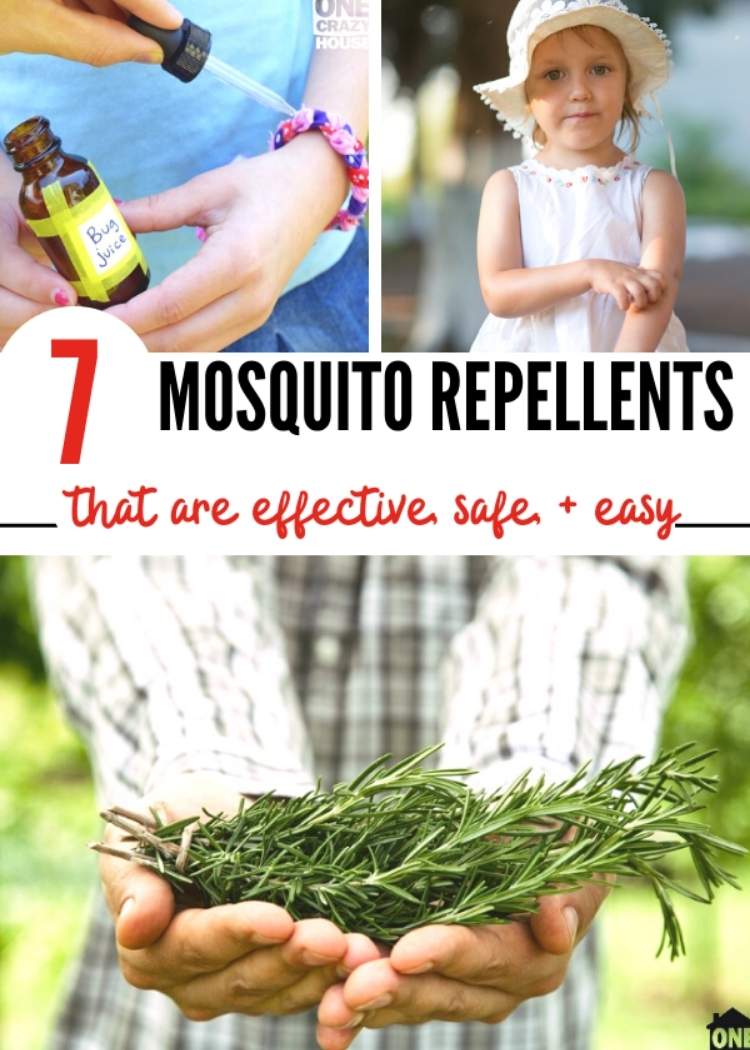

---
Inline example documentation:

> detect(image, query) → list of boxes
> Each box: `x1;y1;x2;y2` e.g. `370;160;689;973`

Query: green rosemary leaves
94;744;745;958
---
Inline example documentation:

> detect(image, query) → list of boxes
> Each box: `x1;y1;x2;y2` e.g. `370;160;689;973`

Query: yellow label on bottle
78;201;134;277
26;167;147;303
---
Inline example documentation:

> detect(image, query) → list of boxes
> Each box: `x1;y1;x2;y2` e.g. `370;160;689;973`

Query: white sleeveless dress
471;156;689;353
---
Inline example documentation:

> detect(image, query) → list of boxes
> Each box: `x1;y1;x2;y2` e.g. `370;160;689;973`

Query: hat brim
474;6;671;139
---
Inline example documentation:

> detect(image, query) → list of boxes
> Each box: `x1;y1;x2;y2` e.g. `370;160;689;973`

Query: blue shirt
0;1;354;290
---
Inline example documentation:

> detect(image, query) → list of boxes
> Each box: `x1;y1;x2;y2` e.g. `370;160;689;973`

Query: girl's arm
106;45;367;352
477;170;588;317
477;171;664;320
613;171;686;353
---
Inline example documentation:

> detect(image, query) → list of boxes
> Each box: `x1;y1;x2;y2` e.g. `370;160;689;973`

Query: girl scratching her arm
472;0;687;353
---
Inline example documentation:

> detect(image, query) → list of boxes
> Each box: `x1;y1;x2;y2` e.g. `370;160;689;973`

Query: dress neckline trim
520;156;640;187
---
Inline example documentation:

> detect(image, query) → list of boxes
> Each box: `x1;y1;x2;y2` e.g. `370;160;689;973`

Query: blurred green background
0;556;748;1049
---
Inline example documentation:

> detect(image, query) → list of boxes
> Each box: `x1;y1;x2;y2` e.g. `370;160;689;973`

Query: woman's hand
2;0;182;66
107;136;350;352
586;259;666;312
98;772;382;1021
315;881;611;1050
0;200;77;348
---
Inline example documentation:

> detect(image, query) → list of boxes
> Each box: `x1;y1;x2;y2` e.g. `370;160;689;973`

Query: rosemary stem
93;745;745;958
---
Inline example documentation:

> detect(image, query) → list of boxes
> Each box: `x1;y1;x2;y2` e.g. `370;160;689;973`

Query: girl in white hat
471;0;688;353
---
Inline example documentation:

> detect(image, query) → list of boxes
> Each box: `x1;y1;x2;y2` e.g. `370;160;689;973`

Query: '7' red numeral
52;339;98;465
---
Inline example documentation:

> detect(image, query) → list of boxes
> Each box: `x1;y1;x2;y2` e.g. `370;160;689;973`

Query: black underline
0;523;58;529
675;523;750;529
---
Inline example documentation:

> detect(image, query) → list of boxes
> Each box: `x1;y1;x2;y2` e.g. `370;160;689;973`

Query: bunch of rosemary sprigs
94;744;745;958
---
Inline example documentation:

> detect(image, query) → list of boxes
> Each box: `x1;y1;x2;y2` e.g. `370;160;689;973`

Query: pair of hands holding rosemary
100;774;610;1049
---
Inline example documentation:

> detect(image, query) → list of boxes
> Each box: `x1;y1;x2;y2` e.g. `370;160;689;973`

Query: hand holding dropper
0;0;183;66
1;0;297;115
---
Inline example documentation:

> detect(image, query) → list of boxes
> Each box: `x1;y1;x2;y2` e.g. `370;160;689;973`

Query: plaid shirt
32;556;687;1050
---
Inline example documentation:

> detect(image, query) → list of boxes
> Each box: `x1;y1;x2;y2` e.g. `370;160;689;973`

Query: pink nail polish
113;198;123;206
195;226;208;242
53;289;70;307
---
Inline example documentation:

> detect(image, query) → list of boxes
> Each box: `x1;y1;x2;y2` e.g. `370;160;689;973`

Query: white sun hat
474;0;673;142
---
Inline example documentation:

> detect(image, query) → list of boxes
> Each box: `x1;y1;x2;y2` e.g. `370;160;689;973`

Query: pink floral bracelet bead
271;107;369;231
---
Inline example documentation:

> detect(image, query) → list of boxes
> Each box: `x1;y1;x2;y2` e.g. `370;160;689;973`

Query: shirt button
314;635;341;667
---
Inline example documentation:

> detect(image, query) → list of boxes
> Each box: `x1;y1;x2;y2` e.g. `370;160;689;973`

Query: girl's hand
2;0;182;66
586;259;666;313
107;137;350;353
0;201;77;348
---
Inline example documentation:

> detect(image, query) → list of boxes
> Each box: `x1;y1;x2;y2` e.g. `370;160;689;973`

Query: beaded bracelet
271;107;369;232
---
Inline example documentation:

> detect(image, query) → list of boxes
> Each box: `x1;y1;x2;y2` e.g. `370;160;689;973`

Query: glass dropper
128;16;295;116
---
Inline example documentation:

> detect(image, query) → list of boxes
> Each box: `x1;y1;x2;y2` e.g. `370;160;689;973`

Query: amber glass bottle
3;116;149;309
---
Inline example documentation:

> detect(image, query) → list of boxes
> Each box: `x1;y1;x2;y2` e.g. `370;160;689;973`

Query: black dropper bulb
128;16;211;82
